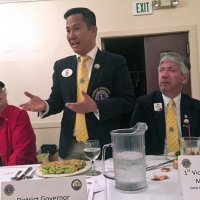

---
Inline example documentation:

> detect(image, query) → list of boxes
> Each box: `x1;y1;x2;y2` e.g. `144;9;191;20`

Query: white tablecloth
0;156;183;200
97;155;183;200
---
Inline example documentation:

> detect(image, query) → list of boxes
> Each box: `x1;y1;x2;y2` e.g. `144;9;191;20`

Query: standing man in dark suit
131;52;200;155
20;7;135;159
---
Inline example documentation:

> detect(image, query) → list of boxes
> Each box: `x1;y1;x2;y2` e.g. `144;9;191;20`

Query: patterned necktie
166;99;179;153
75;55;90;142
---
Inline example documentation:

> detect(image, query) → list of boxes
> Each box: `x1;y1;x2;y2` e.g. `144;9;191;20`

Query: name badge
178;155;200;199
1;175;87;200
153;103;163;112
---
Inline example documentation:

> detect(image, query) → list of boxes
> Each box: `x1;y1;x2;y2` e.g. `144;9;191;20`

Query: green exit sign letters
132;0;153;15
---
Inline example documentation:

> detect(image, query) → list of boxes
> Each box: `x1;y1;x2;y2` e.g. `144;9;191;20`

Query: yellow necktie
166;99;179;153
75;55;89;142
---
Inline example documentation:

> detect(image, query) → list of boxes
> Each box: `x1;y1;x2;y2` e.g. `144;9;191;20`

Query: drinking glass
179;137;200;155
84;140;101;176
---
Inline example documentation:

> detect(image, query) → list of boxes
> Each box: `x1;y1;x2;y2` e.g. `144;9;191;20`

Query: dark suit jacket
44;49;135;158
130;91;200;155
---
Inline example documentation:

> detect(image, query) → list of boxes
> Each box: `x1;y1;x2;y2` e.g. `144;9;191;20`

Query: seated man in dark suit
130;52;200;155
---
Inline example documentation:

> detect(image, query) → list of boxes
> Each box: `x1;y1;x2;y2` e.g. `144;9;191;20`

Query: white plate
35;161;91;178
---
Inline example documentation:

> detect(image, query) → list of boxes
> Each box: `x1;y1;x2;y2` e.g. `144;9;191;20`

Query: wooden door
144;32;191;95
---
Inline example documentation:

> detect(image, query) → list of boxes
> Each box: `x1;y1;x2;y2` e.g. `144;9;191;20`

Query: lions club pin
61;68;73;77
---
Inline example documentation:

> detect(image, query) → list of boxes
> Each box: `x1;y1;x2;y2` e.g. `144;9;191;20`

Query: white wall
1;0;200;149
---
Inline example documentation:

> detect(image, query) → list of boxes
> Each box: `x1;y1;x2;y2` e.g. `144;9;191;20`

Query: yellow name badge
1;175;87;200
178;155;200;199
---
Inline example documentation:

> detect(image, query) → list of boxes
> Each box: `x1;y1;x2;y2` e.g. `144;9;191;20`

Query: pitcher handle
102;143;114;180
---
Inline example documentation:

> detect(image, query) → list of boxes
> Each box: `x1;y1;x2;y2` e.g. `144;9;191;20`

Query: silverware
11;170;22;180
17;167;33;180
25;169;35;179
146;159;175;171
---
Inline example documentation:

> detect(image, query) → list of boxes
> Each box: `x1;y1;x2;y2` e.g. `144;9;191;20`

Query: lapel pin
61;68;73;77
153;103;163;112
183;115;190;127
94;64;100;69
184;118;190;125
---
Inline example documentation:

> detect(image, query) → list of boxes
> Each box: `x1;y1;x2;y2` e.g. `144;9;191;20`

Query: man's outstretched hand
20;91;47;112
66;91;97;113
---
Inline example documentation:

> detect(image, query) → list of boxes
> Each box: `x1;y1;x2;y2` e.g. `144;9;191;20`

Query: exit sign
132;0;153;15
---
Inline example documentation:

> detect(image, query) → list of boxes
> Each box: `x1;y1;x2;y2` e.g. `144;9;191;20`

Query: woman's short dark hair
64;7;96;28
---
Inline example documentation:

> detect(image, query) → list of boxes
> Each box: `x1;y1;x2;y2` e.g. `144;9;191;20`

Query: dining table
0;155;183;200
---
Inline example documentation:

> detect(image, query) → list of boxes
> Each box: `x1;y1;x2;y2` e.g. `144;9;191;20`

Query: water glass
84;140;101;176
179;137;200;155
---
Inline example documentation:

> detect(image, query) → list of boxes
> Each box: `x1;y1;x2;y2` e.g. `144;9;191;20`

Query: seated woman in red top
0;81;37;166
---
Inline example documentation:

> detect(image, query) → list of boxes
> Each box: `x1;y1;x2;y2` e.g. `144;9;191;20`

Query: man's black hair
64;7;96;28
0;81;5;89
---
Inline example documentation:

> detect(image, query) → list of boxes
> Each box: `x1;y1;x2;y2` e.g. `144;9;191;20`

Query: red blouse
0;105;37;166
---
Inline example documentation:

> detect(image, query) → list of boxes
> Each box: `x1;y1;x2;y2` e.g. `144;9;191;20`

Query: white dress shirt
40;46;100;138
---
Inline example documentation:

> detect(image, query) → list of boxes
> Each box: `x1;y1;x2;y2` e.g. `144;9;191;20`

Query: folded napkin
87;179;94;200
87;178;105;200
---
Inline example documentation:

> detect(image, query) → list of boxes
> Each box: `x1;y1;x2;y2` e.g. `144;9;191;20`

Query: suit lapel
180;94;194;137
87;49;105;94
153;92;166;139
65;52;104;100
63;56;78;101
